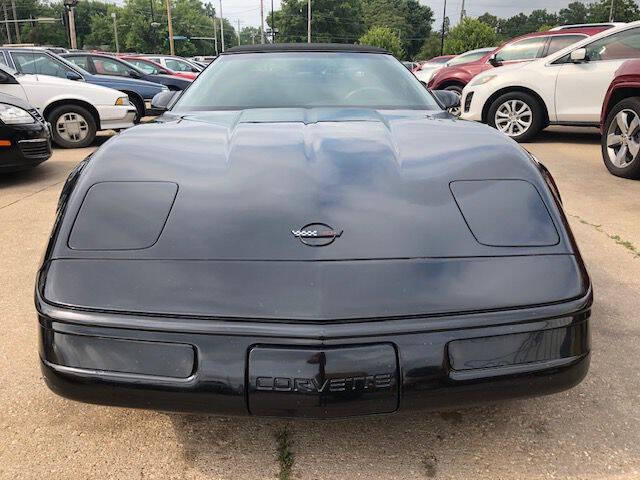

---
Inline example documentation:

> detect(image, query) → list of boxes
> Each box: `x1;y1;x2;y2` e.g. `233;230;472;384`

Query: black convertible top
222;43;390;55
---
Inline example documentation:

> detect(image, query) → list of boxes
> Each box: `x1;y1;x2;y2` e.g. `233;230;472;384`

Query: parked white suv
461;21;640;142
0;63;135;148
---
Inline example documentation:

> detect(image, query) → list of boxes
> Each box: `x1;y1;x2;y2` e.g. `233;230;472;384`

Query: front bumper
38;290;592;418
95;105;137;131
0;121;51;172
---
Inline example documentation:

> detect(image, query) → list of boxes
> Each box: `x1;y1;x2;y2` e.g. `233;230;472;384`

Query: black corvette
0;92;51;172
37;44;592;418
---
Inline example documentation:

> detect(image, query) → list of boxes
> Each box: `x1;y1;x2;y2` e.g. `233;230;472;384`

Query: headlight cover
469;74;497;87
115;96;130;106
0;103;35;125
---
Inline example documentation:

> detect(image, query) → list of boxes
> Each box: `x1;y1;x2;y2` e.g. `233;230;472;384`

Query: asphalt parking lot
1;127;640;480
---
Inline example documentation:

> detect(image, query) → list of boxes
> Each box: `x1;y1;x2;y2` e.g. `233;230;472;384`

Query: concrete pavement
1;127;639;479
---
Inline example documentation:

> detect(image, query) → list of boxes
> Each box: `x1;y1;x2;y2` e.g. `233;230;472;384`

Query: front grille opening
19;140;51;159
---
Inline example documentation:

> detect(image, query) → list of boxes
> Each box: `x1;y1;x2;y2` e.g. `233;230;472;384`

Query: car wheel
48;105;97;149
601;97;640;179
127;94;145;124
444;85;463;116
487;92;543;143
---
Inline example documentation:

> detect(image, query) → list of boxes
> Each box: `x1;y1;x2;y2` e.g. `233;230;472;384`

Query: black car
61;53;192;92
0;92;51;172
37;44;591;418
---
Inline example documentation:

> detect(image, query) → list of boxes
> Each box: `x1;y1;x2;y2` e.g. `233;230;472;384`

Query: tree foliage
362;0;433;59
272;0;364;44
444;18;498;55
3;0;231;55
416;32;442;60
359;25;404;58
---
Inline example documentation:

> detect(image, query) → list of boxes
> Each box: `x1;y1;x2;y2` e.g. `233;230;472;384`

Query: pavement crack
0;180;64;211
275;428;294;480
569;213;640;258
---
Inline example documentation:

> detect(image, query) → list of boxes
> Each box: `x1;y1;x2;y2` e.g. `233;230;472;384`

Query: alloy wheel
56;112;90;144
494;99;532;137
606;109;640;168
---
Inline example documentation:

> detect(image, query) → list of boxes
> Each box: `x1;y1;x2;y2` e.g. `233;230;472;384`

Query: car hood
57;107;572;262
43;107;587;319
0;91;33;110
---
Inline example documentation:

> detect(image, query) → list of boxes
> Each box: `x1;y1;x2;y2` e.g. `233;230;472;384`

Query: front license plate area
247;344;398;418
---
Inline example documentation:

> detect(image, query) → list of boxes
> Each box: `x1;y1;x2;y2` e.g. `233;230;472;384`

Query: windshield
173;52;440;111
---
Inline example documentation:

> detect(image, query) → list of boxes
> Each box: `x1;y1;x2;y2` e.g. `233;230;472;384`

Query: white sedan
461;21;640;142
0;63;135;148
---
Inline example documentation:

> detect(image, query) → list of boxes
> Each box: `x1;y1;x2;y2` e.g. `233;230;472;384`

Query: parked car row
0;47;202;160
455;21;640;178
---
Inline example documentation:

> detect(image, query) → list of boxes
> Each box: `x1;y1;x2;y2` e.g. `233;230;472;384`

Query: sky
219;0;596;30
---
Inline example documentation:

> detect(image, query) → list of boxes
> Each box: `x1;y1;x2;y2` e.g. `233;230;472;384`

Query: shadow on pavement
529;126;601;145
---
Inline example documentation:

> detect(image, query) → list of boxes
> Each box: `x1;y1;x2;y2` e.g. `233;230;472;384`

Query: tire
601;97;640;180
126;93;145;124
48;104;97;149
487;92;544;143
444;85;463;116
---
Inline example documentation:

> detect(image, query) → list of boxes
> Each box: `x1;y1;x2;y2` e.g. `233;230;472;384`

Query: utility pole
111;12;119;53
260;0;264;43
10;0;20;43
166;0;175;55
609;0;615;21
219;0;224;51
307;0;311;43
459;0;465;23
440;0;446;56
236;19;240;45
68;7;77;49
271;0;274;43
2;3;12;44
213;17;218;55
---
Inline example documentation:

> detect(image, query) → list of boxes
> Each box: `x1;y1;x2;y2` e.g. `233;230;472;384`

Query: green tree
524;9;558;32
478;12;499;30
359;25;404;58
558;2;588;24
500;12;529;38
274;0;364;44
362;0;433;59
416;32;443;60
588;0;640;22
444;17;498;55
239;26;261;45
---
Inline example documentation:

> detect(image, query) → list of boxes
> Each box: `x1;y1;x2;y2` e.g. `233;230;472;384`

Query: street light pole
236;18;240;45
260;0;264;44
2;3;12;43
609;0;615;21
213;17;218;55
10;0;20;43
166;0;175;55
219;0;225;51
271;0;274;43
68;7;77;49
440;0;447;56
307;0;311;43
111;12;119;53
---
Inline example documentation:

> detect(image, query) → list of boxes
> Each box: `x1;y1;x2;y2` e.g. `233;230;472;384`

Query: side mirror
432;90;461;111
65;70;83;81
150;90;179;111
128;70;142;79
570;48;587;63
488;53;502;67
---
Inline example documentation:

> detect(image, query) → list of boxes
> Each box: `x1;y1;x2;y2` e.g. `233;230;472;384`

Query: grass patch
570;214;639;258
275;429;294;480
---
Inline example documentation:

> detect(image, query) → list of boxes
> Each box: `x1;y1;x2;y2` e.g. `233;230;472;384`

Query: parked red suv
427;27;611;98
600;59;640;179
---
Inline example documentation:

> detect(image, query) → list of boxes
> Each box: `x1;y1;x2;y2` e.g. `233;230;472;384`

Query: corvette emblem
291;223;343;247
